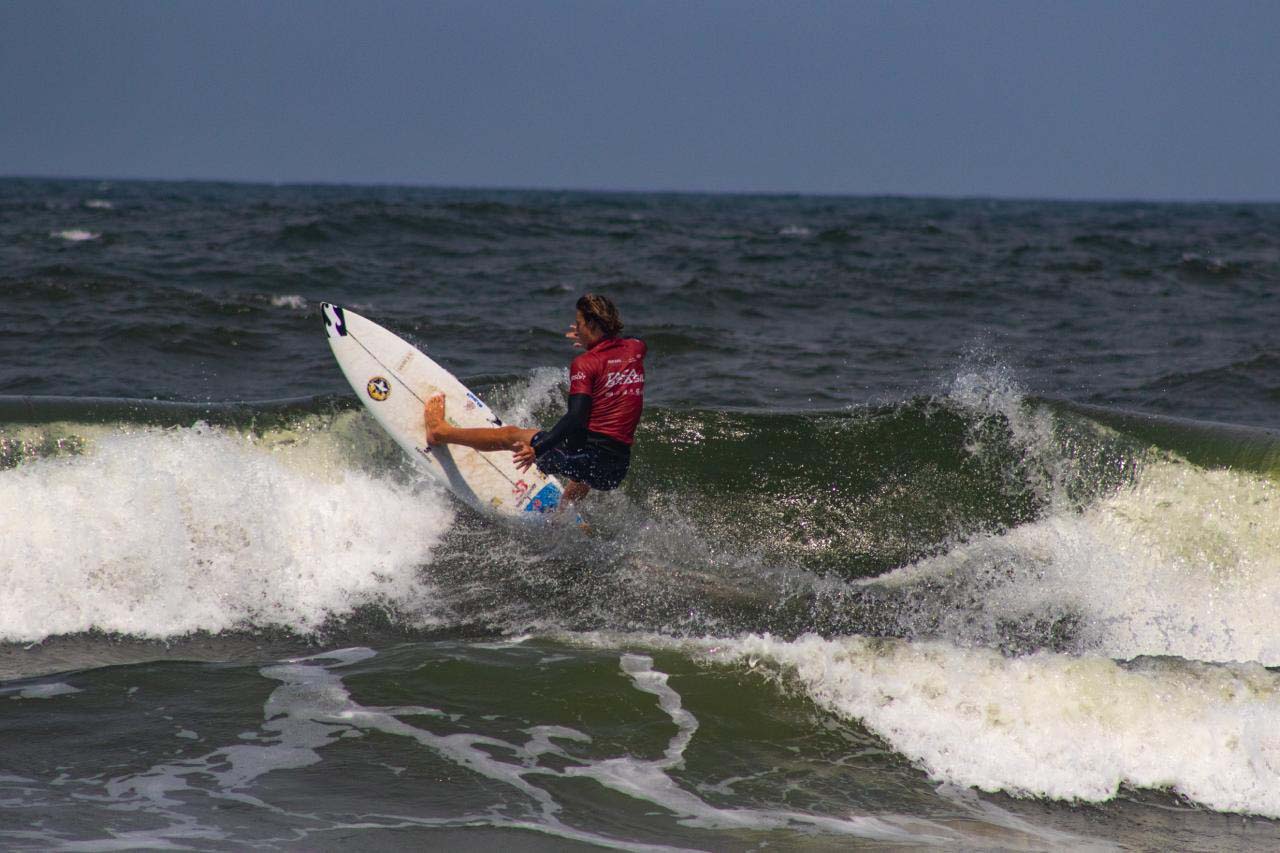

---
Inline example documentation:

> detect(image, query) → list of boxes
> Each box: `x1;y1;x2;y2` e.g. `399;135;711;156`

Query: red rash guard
569;337;646;444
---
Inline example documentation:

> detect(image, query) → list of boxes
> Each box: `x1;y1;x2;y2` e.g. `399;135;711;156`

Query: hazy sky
2;1;1277;200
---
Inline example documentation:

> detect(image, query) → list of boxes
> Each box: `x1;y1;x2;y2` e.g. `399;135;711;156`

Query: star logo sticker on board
366;376;391;401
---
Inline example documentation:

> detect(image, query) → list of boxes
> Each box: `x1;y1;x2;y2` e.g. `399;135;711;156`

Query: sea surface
2;177;1280;850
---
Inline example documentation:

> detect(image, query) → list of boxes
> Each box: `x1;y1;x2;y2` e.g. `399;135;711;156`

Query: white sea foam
0;425;453;642
699;634;1280;818
270;294;307;310
50;229;100;242
779;225;811;237
496;366;568;427
946;363;1069;506
82;199;114;210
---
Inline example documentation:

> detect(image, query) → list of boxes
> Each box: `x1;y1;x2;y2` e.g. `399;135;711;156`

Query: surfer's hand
513;441;536;471
566;325;583;349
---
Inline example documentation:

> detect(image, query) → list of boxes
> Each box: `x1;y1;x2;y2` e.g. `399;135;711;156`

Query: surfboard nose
320;302;348;338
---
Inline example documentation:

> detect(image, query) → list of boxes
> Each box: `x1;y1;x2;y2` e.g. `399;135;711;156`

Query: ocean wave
257;202;575;248
697;634;1280;818
0;421;452;643
1070;233;1156;253
15;642;1056;849
5;381;1280;832
3;383;1279;652
1176;252;1245;277
856;456;1280;663
815;227;862;243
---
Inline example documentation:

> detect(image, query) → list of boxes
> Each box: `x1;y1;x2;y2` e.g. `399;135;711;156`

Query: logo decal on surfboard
321;303;348;338
523;483;562;513
366;377;391;401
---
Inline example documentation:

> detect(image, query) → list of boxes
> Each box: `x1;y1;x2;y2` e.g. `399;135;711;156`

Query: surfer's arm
531;394;591;456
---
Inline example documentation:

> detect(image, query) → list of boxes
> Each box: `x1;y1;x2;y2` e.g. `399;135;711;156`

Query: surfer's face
574;311;604;348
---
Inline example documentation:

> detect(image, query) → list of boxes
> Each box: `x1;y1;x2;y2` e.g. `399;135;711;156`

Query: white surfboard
321;302;564;516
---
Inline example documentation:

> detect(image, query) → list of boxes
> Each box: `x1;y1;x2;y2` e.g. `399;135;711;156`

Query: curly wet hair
576;293;623;337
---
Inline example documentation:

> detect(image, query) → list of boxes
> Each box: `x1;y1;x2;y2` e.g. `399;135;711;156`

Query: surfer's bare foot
424;394;449;445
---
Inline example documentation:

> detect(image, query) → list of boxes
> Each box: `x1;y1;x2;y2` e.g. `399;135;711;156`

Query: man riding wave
424;294;645;506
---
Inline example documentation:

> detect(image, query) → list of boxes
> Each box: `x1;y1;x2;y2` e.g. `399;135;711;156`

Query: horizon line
2;172;1277;207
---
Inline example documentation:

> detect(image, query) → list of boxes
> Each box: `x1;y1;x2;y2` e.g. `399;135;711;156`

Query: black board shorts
532;431;631;491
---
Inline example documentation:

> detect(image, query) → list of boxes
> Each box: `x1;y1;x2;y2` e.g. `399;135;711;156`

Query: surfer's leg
425;395;536;450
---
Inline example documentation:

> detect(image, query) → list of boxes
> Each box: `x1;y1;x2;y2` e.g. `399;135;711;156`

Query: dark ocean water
2;177;1280;850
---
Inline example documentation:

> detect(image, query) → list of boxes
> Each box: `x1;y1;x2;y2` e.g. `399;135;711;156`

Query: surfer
424;294;645;504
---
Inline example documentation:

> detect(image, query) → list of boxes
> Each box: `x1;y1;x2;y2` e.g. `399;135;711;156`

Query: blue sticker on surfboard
523;483;562;513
